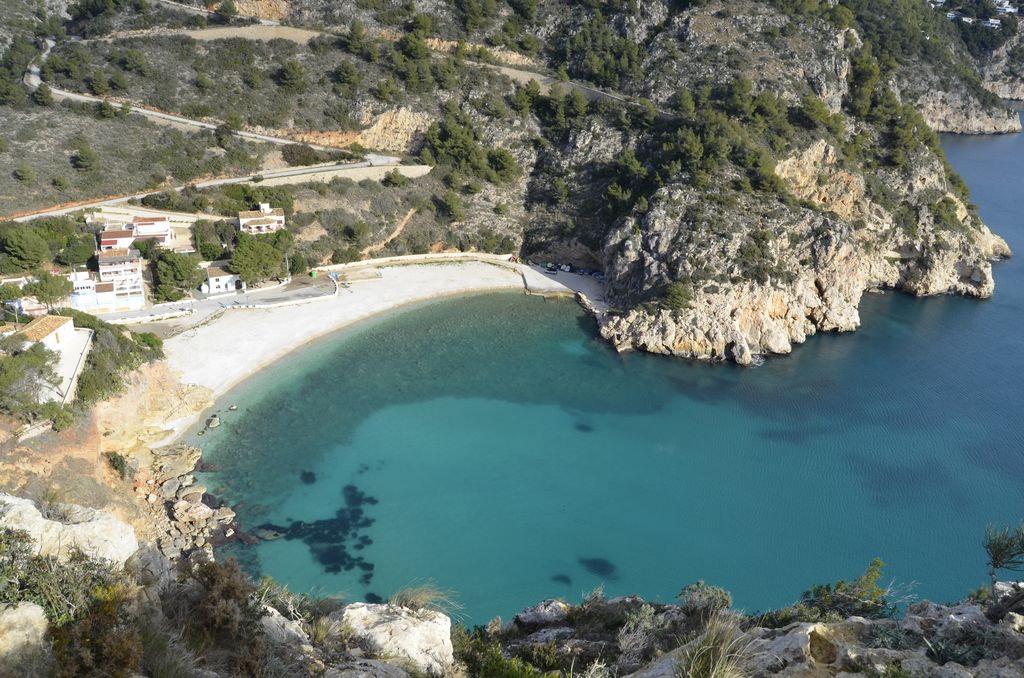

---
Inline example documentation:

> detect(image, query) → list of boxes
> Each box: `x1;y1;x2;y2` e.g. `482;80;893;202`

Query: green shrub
677;581;732;618
164;559;270;674
104;451;130;480
807;558;894;618
452;626;555;678
664;282;693;310
0;528;125;626
51;583;143;677
382;169;411;187
674;611;751;678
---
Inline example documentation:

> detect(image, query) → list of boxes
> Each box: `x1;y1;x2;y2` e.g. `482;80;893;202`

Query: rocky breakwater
133;442;235;561
599;140;1011;365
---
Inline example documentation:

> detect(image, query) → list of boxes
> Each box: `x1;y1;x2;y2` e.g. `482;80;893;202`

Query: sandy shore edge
151;259;585;445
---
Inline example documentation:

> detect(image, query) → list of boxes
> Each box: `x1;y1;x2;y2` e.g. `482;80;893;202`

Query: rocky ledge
913;89;1022;135
980;34;1024;102
467;589;1024;678
0;492;138;564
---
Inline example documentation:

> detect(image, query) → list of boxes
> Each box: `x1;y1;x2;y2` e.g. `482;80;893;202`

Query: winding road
8;159;414;222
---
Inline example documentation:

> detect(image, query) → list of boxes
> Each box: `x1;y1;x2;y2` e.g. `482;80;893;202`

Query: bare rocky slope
981;32;1024;101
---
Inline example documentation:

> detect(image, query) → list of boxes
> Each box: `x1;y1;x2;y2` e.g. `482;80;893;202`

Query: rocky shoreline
593;139;1012;366
134;442;237;562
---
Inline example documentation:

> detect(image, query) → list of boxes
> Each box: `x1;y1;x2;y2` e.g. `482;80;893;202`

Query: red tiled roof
18;315;73;342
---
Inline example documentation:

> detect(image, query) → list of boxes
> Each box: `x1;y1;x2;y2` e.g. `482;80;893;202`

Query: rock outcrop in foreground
332;603;455;677
3;499;1023;677
0;493;138;564
478;591;1024;678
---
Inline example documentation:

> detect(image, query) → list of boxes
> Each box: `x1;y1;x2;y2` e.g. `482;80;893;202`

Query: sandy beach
151;258;604;440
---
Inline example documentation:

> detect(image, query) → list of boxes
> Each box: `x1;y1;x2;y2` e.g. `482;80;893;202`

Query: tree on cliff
984;522;1024;595
217;0;237;21
3;229;50;270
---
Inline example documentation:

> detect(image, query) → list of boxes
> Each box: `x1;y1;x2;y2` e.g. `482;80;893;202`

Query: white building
983;18;1003;28
94;248;145;311
17;314;93;404
131;216;173;248
238;203;286;235
201;262;246;295
99;228;136;251
67;270;125;314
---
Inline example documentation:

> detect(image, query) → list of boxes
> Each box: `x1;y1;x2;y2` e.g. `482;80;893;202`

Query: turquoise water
196;132;1024;624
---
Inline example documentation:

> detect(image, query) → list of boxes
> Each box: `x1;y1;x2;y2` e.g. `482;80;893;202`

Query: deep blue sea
195;131;1024;624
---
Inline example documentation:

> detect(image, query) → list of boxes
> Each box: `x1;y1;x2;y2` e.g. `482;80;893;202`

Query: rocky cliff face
597;140;1010;365
981;34;1024;101
911;88;1022;134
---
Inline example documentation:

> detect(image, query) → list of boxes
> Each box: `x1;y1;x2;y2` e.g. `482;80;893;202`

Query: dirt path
101;25;322;43
362;208;417;257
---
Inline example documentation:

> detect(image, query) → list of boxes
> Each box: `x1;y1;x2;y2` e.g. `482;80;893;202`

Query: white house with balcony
238;203;286;235
99;228;136;251
131;216;173;248
94;248;146;311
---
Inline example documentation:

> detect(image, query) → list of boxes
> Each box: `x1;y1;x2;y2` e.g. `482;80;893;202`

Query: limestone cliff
597;140;1010;365
911;88;1022;134
981;33;1024;101
92;360;212;458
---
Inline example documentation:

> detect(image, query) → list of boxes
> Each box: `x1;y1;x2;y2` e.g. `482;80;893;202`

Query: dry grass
388;581;464;616
674;611;753;678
